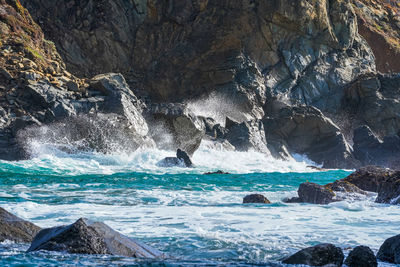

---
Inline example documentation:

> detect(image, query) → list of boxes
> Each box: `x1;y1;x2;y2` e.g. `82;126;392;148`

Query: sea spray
17;114;155;158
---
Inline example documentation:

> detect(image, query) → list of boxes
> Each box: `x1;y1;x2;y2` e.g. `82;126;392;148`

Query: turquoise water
0;145;399;266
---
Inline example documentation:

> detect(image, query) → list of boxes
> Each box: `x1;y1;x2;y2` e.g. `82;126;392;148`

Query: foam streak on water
0;143;398;266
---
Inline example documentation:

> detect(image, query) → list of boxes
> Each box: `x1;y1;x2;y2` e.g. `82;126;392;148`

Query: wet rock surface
243;194;271;204
282;243;344;266
27;218;164;258
224;117;270;155
176;149;193;168
157;149;193;168
0;207;41;243
296;182;336;205
263;104;358;169
342;166;395;193
375;172;400;205
287;166;400;205
377;234;400;264
345;245;377;267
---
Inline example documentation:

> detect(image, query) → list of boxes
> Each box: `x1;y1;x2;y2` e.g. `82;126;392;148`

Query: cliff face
1;0;400;169
354;0;400;73
21;0;374;108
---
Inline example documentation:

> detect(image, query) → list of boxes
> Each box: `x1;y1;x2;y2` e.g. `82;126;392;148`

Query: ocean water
0;141;399;266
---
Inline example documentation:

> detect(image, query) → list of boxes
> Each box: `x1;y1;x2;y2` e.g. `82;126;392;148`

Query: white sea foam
2;189;399;263
3;138;315;175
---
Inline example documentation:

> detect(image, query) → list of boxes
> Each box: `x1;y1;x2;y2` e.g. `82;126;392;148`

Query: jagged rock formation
264;102;358;168
286;166;400;205
0;0;398;168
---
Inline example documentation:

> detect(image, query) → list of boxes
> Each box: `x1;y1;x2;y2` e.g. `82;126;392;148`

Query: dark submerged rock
0;207;41;243
27;218;164;258
344;246;377;267
203;170;230;175
377;234;400;264
243;194;271;204
282;243;344;266
283;197;303;203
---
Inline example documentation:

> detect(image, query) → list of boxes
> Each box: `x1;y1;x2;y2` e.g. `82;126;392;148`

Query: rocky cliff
1;0;400;169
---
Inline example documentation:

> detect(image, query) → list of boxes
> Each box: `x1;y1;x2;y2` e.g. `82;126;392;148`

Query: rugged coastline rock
0;0;397;169
375;172;400;205
345;245;377;267
263;104;358;169
0;207;41;243
243;194;271;204
352;125;400;170
284;182;340;205
27;218;164;258
377;234;400;264
282;243;344;266
297;182;337;205
286;166;400;205
342;166;395;193
224;117;270;155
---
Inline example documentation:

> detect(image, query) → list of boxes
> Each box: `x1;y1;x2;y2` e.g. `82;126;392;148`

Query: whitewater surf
0;141;398;266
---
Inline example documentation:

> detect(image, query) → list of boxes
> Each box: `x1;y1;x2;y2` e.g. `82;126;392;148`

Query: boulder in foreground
344;245;377;267
27;218;164;258
377;234;400;264
282;243;344;266
0;207;41;243
243;194;271;204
